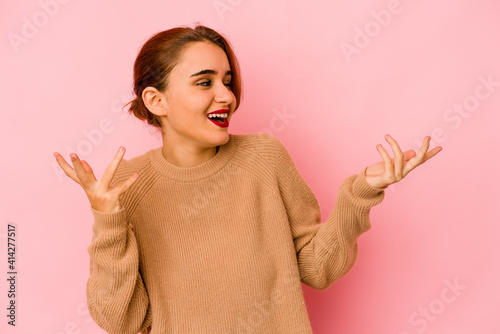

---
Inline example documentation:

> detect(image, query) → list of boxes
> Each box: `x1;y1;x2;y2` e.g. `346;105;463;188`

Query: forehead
175;41;230;74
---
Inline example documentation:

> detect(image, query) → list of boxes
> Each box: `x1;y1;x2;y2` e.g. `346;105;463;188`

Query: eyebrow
190;69;232;78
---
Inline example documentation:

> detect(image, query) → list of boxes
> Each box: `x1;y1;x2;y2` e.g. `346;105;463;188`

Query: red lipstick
207;109;230;128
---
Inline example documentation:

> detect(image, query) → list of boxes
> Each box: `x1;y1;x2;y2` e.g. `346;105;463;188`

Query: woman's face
159;41;236;150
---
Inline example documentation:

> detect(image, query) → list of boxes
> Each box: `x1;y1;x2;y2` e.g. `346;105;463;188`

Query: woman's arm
53;148;150;333
291;168;385;290
86;208;152;334
266;134;385;290
270;133;441;290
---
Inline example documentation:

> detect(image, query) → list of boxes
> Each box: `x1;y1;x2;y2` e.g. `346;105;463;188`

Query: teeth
208;113;228;118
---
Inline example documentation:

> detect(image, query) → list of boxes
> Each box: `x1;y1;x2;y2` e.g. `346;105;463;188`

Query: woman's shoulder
229;132;292;169
230;132;284;151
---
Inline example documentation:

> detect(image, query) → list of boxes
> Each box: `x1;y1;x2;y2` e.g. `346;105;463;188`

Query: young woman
53;25;442;334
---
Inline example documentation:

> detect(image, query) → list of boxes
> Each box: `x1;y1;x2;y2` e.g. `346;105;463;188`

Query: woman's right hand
53;147;139;214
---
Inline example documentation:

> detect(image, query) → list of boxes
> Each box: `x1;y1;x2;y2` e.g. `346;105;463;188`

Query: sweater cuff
352;167;387;199
90;206;128;231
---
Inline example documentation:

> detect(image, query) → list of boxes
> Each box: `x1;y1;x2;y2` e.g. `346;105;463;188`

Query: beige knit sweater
86;132;385;334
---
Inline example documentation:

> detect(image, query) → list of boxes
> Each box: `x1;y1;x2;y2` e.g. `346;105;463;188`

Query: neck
160;137;218;168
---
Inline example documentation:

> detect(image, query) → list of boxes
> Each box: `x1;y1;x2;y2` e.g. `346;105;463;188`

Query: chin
202;132;228;148
215;133;230;146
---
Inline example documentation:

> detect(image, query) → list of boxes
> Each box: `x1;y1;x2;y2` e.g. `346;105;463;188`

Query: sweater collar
148;134;236;181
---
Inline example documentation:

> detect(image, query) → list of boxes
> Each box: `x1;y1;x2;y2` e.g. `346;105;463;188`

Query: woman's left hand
364;134;443;189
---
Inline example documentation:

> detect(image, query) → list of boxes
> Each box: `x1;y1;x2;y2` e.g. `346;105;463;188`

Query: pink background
2;0;499;333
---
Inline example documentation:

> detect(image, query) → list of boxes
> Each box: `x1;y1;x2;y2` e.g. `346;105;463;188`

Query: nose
214;81;235;106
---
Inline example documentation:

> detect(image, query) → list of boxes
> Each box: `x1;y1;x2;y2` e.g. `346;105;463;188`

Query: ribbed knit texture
85;132;385;334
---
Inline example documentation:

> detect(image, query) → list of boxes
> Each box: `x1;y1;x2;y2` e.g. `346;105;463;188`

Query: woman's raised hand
364;134;442;189
53;147;139;213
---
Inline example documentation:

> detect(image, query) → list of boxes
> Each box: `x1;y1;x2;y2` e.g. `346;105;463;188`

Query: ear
142;86;168;118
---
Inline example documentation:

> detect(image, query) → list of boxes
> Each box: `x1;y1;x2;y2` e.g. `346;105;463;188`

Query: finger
385;134;404;180
100;147;126;190
403;150;416;161
422;146;443;163
109;173;139;197
403;136;431;176
81;160;97;180
53;152;81;185
376;144;394;176
70;153;94;187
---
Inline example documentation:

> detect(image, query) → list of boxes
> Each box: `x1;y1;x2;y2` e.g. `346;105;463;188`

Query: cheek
185;92;213;110
175;92;212;121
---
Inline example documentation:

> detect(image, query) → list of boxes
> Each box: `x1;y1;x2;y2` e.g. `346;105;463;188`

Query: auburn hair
124;24;242;128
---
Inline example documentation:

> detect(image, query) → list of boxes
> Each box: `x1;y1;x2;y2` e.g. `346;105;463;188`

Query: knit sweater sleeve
267;134;385;290
86;207;152;334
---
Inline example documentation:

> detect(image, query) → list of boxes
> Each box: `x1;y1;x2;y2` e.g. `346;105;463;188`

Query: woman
53;25;442;334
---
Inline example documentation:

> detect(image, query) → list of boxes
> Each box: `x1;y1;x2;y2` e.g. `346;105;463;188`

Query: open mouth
207;113;228;123
207;112;229;127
